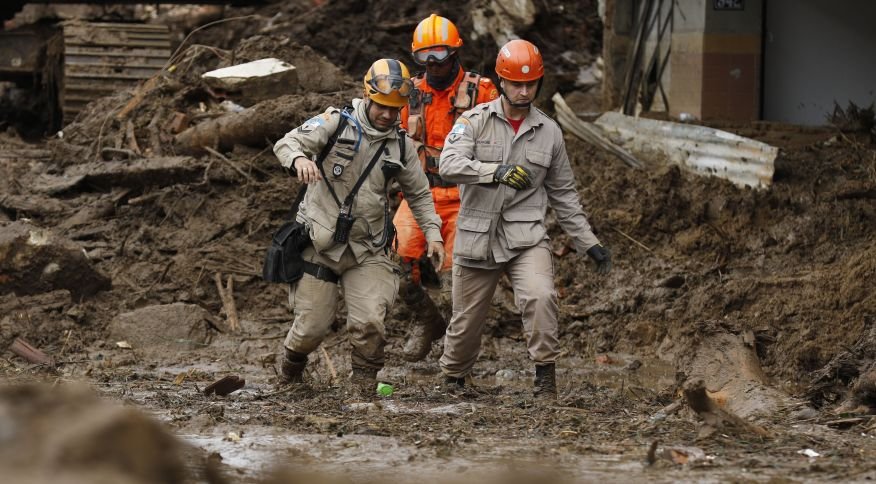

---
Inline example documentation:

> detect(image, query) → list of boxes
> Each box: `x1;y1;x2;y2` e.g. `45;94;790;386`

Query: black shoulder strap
288;109;348;219
342;138;389;207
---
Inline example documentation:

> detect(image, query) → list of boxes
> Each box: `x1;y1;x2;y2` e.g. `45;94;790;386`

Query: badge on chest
332;163;344;177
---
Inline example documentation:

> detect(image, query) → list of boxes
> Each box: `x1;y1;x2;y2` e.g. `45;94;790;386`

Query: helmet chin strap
498;78;544;109
506;98;532;109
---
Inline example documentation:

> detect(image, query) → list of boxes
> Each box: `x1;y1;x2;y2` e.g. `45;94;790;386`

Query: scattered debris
320;346;337;382
115;341;133;350
470;0;536;46
553;93;644;169
213;273;240;333
202;58;299;106
829;101;875;134
661;445;707;465
9;338;54;367
798;448;821;459
593;111;779;189
31;157;206;194
204;375;246;396
683;380;771;439
0;221;111;299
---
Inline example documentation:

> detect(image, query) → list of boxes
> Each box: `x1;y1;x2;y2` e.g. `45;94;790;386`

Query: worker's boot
280;349;308;384
441;374;483;397
442;375;467;394
349;366;379;396
400;282;447;362
533;363;557;401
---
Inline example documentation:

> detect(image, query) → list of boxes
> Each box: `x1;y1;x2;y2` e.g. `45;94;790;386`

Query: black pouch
262;221;310;283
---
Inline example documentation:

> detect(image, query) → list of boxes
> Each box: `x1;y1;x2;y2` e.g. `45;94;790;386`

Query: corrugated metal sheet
593;112;778;189
61;21;171;123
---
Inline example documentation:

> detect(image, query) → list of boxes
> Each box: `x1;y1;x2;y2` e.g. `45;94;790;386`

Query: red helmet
495;39;544;82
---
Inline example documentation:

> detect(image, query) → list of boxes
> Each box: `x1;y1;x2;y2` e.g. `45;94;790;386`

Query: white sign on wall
714;0;744;10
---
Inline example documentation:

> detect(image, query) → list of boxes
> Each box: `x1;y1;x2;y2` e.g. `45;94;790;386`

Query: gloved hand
493;164;533;190
586;244;612;274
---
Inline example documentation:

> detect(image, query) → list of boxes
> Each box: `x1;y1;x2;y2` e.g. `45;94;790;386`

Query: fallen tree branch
9;338;55;367
214;272;240;332
320;346;337;383
203;146;255;183
612;226;653;252
126;119;142;154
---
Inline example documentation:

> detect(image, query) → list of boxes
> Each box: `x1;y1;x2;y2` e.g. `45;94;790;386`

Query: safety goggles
367;74;414;97
412;46;454;65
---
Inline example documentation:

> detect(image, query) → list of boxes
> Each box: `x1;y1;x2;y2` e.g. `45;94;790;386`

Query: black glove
586;244;612;274
493;164;533;190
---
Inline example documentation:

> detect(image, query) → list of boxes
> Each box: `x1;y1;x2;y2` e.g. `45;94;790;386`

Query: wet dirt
2;0;876;482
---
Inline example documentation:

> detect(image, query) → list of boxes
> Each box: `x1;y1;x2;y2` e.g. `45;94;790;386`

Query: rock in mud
0;221;111;299
108;303;218;354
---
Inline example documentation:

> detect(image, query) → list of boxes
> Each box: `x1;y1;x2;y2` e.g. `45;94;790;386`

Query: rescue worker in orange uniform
393;14;499;362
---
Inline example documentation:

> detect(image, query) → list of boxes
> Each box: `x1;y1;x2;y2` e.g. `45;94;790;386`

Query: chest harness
406;72;482;188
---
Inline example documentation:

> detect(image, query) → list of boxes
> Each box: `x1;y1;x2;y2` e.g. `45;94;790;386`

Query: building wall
670;0;762;121
763;0;876;125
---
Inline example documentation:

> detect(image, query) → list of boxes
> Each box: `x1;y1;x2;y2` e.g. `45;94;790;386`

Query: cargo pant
439;243;560;378
393;186;459;272
284;245;399;369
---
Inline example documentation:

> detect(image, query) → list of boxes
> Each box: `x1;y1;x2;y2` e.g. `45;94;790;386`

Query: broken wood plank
9;338;55;367
203;375;245;396
552;93;644;169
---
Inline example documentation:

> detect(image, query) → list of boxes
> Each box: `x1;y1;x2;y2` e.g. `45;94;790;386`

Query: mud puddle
177;423;832;484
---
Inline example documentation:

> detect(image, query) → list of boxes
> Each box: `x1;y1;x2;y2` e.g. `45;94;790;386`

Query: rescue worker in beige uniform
438;40;612;399
273;58;444;391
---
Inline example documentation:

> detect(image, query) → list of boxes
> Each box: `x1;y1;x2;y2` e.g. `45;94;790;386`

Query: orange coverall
393;67;498;271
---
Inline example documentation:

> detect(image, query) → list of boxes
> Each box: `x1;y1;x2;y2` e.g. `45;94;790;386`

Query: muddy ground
2;0;876;483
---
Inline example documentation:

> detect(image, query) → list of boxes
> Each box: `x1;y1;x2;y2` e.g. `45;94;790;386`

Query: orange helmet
363;58;414;108
495;39;544;82
412;14;463;53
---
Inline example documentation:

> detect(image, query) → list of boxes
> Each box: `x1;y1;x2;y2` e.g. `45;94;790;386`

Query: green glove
493;164;533;190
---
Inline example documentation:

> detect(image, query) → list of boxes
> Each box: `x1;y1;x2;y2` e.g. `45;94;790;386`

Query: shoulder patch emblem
298;114;328;133
447;118;470;144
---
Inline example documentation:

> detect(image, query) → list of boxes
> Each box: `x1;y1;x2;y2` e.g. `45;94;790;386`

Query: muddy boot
441;374;483;398
533;363;557;400
400;283;447;362
442;375;467;394
350;366;379;396
280;349;308;384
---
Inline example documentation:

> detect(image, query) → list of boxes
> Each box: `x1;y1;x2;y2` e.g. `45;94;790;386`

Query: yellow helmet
363;58;414;108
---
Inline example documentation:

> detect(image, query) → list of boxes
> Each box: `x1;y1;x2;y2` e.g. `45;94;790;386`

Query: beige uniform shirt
274;98;442;263
438;98;601;268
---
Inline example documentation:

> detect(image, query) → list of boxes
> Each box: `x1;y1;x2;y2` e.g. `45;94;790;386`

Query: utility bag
262;211;310;283
262;109;348;283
